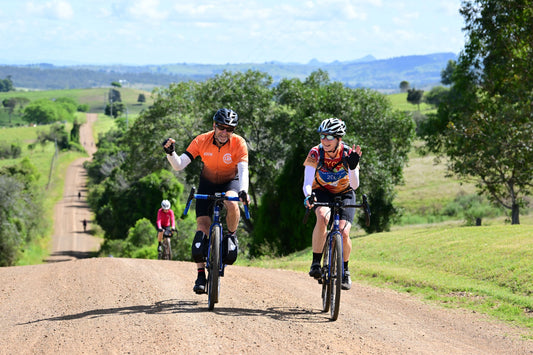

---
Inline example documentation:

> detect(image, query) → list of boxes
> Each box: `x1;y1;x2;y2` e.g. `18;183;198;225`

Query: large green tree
421;0;533;224
252;70;415;256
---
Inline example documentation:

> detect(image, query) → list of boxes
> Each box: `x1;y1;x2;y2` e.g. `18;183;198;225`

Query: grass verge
241;222;533;336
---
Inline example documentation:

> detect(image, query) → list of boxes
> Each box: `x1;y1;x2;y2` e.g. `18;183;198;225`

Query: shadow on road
19;298;328;325
43;250;99;263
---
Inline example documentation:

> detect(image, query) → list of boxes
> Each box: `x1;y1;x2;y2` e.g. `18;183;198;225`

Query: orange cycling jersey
185;131;248;184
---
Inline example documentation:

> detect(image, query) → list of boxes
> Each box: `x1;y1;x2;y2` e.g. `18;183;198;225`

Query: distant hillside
0;52;456;91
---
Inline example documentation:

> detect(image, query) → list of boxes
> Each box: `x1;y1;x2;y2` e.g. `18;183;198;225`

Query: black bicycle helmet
317;118;346;137
213;108;239;127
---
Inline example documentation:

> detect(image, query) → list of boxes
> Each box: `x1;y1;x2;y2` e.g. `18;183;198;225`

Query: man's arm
237;161;249;193
167;152;192;171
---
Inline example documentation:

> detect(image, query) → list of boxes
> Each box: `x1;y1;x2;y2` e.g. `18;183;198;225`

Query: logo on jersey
223;153;233;164
203;152;213;157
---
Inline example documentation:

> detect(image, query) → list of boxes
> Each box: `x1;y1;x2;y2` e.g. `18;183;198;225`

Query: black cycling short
196;175;240;218
312;188;356;223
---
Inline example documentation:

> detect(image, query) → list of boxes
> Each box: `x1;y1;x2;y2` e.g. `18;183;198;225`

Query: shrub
127;218;156;247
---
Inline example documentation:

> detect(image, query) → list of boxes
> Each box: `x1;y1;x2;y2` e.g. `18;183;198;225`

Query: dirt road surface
1;114;532;354
46;113;101;263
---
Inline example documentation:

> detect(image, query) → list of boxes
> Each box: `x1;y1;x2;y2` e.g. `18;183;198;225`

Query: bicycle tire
329;232;343;321
321;238;331;312
163;238;172;260
207;225;221;310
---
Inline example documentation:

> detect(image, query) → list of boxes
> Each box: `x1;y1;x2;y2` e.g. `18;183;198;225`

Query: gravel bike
183;187;250;310
158;227;175;260
304;193;371;321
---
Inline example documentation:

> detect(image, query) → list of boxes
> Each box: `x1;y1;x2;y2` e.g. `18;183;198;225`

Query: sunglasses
320;134;336;141
216;123;235;133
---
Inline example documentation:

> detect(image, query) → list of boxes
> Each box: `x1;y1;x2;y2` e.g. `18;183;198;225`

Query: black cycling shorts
312;188;356;223
196;175;240;218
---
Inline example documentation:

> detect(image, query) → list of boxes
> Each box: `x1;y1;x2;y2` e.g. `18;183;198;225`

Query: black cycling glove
346;150;360;170
162;138;175;155
238;190;248;204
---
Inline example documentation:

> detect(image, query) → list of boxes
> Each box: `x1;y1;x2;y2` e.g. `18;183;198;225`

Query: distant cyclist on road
162;108;250;294
302;118;362;290
156;200;176;254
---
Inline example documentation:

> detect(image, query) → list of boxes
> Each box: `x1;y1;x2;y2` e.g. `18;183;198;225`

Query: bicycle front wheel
207;225;221;310
321;239;331;313
329;232;343;321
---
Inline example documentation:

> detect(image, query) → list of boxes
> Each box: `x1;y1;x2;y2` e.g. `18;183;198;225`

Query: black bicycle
158;227;175;260
304;193;371;321
183;187;250;310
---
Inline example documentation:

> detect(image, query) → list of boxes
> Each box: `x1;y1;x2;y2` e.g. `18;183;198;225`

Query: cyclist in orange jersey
162;108;249;294
303;118;362;291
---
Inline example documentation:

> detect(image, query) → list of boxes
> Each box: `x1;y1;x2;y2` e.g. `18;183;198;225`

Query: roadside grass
241;222;533;334
92;114;119;142
395;144;479;225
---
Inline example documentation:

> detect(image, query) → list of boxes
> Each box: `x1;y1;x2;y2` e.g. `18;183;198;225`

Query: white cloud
127;0;168;21
26;0;74;20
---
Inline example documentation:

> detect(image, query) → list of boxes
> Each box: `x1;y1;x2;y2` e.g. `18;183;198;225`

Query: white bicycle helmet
161;200;171;210
317;118;346;137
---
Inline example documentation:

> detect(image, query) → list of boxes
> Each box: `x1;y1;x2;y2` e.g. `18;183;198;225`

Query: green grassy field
387;92;435;113
0;87;153;126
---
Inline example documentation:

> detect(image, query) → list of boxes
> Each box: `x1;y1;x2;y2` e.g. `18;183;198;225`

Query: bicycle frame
183;187;250;310
305;193;371;320
158;227;173;260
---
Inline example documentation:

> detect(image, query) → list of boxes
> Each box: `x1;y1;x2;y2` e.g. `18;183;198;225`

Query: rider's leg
339;220;352;262
223;190;240;233
312;206;330;253
309;206;330;278
196;216;211;268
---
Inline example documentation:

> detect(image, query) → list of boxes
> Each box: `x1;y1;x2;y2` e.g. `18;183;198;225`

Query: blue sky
0;0;466;65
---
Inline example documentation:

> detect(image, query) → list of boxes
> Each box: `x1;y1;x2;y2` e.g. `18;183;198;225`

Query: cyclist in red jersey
303;118;362;291
162;108;249;294
156;200;176;254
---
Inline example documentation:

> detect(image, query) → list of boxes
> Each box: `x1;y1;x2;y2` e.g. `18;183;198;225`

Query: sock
312;252;322;264
158;241;162;245
197;268;205;275
344;261;349;271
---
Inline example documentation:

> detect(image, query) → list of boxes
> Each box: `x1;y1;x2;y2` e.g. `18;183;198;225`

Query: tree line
85;69;416;259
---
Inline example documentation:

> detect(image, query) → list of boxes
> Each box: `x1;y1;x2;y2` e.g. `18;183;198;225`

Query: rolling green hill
1;52;456;91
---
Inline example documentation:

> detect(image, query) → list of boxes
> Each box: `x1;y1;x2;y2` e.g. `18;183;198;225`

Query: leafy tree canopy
421;0;533;224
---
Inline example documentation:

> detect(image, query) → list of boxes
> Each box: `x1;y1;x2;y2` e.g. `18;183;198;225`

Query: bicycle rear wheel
163;238;172;260
207;225;221;310
329;232;343;321
321;238;331;312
